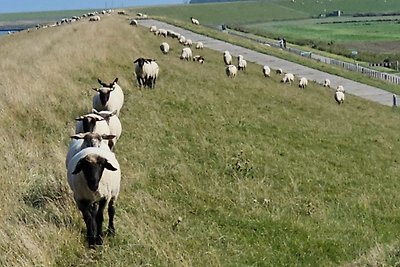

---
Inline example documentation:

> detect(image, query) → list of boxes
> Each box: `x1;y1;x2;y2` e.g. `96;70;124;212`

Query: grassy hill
2;12;400;266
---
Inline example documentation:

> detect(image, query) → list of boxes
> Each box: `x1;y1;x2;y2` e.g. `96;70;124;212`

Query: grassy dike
1;13;400;266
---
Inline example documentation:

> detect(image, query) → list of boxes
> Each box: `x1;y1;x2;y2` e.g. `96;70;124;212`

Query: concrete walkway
139;19;395;107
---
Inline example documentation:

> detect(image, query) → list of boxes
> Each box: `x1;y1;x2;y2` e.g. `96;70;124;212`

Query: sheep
92;78;124;116
180;47;193;61
149;25;157;32
191;17;200;25
130;19;138;26
67;147;121;247
263;65;271;77
237;55;247;71
334;88;345;104
276;68;283;75
179;35;186;45
193;55;205;64
226;65;237;78
336;85;345;92
299;77;308;89
323;78;331;87
134;58;159;89
92;109;122;150
281;73;295;84
75;113;110;135
89;15;101;22
160;42;170;54
65;132;115;168
195;42;204;49
184;39;193;47
156;29;168;37
223;51;232;65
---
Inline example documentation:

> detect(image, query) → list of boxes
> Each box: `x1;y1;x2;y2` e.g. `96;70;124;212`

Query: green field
2;11;400;266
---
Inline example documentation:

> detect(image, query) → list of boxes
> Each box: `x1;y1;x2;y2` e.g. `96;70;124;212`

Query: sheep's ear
101;134;116;140
92;108;99;114
92;87;99;92
113;78;118;84
75;116;84;121
70;133;85;139
72;161;83;175
111;110;118;116
104;160;118;171
95;117;104;121
133;58;139;63
98;79;107;87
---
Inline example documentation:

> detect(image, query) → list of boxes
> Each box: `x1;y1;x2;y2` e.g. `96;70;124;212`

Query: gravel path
138;19;395;107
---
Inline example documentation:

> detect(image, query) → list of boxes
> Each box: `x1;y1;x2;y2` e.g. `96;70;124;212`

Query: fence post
393;94;397;107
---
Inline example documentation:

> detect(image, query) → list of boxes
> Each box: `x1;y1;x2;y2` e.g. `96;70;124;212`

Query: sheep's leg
95;198;107;245
137;77;143;88
152;77;157;89
107;198;116;236
78;200;97;248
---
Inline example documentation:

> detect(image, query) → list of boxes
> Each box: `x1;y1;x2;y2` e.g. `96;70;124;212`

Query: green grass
3;11;400;267
0;9;99;23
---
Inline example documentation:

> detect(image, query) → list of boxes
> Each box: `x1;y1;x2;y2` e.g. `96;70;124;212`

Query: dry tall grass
1;12;400;266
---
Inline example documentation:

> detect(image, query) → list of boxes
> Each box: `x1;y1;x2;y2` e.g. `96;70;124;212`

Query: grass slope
1;13;400;266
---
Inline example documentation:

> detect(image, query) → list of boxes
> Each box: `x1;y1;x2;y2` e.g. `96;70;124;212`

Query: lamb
299;77;308;89
281;73;295;84
225;65;237;78
67;147;121;247
223;51;232;65
134;58;160;89
160;42;170;54
195;42;204;49
193;55;205;64
334;88;345;104
237;55;247;71
92;78;125;116
65;132;115;168
191;17;200;25
263;65;271;77
92;109;122;150
180;47;193;61
323;78;331;87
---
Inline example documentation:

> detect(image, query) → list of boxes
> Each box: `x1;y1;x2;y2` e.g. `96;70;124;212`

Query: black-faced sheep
92;78;125;116
67;147;121;247
263;65;271;77
237;55;247;71
226;65;237;78
299;77;308;89
134;58;159;89
92;109;122;150
223;51;232;65
180;47;193;61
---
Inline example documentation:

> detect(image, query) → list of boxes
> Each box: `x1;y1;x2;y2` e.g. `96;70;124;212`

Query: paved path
139;19;394;107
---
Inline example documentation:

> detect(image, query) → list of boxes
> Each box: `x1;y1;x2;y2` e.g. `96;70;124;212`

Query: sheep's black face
99;89;112;106
80;156;107;192
82;117;97;133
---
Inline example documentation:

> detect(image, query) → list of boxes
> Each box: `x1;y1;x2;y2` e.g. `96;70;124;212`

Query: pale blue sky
0;0;184;13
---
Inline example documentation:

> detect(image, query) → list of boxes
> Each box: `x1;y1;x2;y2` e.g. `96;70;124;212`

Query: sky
0;0;184;13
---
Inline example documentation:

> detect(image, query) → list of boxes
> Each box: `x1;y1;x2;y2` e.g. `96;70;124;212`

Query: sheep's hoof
107;228;115;237
95;236;103;245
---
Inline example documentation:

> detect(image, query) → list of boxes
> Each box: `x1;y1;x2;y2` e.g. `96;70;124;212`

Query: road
138;19;395;107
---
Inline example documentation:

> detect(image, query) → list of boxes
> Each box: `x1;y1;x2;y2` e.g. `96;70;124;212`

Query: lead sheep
223;51;232;65
180;47;193;61
92;78;124;116
237;55;247;71
281;73;295;84
226;65;237;78
134;58;159;89
67;147;121;247
160;42;170;54
299;77;308;89
263;65;271;77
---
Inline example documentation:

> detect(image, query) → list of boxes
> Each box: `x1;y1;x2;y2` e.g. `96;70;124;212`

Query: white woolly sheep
179;35;186;45
149;25;157;32
281;73;295;84
223;51;232;65
323;78;331;87
75;113;110;136
180;47;193;61
237;55;247;71
184;39;193;47
299;77;308;89
65;132;115;168
130;19;138;26
226;65;237;78
134;58;160;89
67;147;121;247
191;17;200;25
92;109;122;150
193;55;205;64
195;42;204;49
263;65;271;77
276;68;283;75
335;89;345;104
336;85;345;92
89;15;101;22
160;42;170;54
92;78;125;116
